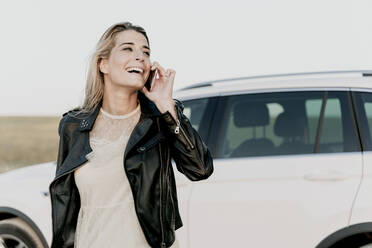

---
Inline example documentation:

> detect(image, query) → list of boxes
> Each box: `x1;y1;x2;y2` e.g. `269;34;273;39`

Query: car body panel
1;71;372;248
189;153;362;247
0;162;55;246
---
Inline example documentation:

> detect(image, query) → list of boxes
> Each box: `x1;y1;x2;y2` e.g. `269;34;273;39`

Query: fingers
151;61;176;89
168;69;176;86
152;62;176;79
152;61;166;78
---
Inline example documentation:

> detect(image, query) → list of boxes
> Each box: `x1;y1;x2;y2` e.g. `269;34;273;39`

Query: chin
115;80;145;90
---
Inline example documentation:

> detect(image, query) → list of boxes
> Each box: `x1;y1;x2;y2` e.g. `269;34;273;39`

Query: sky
1;0;372;116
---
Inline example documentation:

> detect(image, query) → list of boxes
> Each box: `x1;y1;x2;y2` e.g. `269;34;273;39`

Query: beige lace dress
73;101;180;248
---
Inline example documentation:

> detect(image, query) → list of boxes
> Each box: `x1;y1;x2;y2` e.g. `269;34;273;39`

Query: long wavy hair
74;22;149;115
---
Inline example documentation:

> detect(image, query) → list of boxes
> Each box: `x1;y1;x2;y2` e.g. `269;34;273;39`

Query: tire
0;217;44;248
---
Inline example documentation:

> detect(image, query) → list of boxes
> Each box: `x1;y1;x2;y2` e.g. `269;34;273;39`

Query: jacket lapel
55;91;162;178
124;91;163;158
55;131;91;178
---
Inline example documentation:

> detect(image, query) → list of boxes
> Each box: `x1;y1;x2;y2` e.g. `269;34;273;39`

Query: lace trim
100;101;140;119
89;101;141;143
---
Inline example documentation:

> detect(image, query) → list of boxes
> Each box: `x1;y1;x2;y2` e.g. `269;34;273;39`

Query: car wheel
0;217;43;248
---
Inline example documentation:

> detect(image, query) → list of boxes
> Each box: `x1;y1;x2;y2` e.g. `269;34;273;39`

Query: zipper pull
174;119;180;134
161;242;167;248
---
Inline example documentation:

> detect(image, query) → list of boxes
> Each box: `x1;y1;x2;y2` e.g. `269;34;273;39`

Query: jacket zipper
173;102;195;150
174;118;194;150
167;175;176;230
165;152;176;231
174;110;206;175
157;118;166;248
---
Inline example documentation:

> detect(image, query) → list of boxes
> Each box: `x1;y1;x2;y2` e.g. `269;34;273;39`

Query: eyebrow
119;42;150;50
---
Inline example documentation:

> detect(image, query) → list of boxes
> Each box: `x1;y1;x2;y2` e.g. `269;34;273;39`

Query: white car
1;70;372;248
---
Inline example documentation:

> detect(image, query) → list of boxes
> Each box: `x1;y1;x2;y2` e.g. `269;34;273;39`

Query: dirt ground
0;116;60;173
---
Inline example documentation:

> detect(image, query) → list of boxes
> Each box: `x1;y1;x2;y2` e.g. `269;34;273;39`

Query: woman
48;22;214;248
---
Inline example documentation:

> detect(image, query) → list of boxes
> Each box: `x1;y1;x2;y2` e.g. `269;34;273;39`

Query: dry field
0;116;60;173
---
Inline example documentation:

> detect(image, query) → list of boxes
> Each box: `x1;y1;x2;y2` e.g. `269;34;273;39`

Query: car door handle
303;170;351;181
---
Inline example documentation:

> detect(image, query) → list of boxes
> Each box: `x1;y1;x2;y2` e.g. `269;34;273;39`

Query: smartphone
145;69;157;91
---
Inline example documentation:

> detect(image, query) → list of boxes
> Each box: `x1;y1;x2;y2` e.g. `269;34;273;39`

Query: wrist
156;99;175;114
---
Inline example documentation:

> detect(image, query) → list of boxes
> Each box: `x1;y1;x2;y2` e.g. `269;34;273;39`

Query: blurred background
1;0;371;172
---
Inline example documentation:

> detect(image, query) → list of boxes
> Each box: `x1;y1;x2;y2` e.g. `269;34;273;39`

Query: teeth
126;67;143;73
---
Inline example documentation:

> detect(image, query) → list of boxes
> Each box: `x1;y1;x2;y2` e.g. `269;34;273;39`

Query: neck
102;80;139;116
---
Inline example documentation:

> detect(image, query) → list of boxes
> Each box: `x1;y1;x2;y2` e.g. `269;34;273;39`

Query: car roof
173;70;372;100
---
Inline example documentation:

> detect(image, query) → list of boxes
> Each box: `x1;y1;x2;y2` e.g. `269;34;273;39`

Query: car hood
0;162;56;183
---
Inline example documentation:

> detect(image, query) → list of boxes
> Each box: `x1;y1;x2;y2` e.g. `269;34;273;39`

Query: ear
99;58;108;74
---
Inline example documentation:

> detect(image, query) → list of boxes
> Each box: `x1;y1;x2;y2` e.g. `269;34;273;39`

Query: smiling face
99;29;151;90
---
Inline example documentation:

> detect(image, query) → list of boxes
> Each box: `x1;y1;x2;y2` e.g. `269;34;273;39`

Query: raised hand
140;61;177;117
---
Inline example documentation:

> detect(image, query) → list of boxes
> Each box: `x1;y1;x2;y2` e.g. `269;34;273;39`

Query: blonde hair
74;22;149;115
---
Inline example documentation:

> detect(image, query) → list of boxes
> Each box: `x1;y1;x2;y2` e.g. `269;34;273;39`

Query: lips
126;67;144;74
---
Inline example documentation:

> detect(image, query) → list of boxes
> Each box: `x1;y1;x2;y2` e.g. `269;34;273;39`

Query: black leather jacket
48;91;214;248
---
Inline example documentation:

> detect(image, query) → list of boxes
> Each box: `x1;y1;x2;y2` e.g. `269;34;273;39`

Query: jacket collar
77;91;162;132
54;92;161;179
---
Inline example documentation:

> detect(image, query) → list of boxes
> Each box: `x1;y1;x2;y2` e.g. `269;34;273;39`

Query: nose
134;49;145;62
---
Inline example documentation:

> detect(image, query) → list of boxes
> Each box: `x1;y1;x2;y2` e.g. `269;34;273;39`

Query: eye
144;51;150;56
122;47;132;51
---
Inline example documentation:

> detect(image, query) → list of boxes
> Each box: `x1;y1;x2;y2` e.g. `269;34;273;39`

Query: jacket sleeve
160;98;214;181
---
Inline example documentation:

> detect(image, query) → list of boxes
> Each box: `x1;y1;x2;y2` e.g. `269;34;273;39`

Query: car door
349;90;372;226
171;96;217;247
188;89;362;248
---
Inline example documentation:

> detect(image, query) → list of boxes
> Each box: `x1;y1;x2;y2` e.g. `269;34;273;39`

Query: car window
181;97;219;148
352;92;372;150
182;98;209;132
216;91;360;158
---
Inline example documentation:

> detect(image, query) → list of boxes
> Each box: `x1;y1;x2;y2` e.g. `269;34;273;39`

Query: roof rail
179;70;372;90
